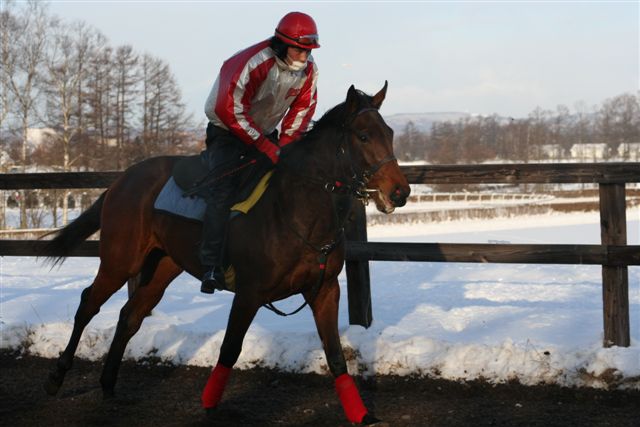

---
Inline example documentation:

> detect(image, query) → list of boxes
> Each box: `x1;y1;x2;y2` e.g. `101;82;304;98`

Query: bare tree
69;20;93;170
527;107;552;161
162;90;193;154
394;121;423;161
44;19;84;225
427;121;459;164
0;0;19;230
598;98;617;159
0;0;17;131
5;0;49;227
551;105;571;160
599;93;640;159
85;32;114;169
138;53;193;160
112;45;138;169
140;54;166;158
571;101;595;159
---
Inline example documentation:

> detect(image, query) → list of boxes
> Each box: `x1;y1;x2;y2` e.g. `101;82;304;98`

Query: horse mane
276;104;344;172
306;102;347;135
305;88;374;136
278;89;374;168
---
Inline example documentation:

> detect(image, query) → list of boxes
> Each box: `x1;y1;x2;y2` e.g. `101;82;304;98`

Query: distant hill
383;112;472;134
383;112;514;134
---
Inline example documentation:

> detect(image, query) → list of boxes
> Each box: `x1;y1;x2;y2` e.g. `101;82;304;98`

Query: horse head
342;81;411;213
280;82;410;214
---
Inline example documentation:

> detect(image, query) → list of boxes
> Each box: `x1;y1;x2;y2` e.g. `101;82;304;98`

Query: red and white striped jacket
204;39;318;162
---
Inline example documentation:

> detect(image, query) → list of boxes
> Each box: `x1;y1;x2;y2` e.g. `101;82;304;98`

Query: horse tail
40;191;106;266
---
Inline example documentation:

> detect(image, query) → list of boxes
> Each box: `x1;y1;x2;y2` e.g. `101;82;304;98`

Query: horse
40;82;410;425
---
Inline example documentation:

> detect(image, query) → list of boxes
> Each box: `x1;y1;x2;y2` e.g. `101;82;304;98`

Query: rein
281;106;397;202
262;105;392;317
263;189;352;317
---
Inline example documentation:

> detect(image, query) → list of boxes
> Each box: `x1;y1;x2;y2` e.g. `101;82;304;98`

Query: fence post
599;183;630;347
345;201;373;328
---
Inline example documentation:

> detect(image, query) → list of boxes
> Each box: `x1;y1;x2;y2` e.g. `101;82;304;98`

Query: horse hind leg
44;267;129;396
99;253;181;397
126;248;167;299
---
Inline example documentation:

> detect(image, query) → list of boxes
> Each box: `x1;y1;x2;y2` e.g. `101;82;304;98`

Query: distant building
618;142;640;161
0;150;14;172
26;128;58;147
540;144;563;159
570;143;607;161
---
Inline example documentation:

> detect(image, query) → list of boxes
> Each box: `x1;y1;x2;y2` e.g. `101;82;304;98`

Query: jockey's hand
255;135;281;165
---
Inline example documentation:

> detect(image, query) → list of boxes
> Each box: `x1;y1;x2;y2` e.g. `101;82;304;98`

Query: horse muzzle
371;184;410;214
390;185;409;207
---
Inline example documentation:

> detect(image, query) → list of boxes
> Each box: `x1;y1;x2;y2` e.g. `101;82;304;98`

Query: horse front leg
201;293;260;410
307;278;380;425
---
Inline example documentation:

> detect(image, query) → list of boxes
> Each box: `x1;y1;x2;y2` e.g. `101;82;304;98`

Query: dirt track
1;350;639;426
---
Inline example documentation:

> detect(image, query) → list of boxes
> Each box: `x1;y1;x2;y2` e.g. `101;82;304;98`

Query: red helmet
275;12;320;49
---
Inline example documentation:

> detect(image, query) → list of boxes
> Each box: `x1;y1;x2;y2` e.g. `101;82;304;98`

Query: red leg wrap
201;363;231;409
335;373;368;423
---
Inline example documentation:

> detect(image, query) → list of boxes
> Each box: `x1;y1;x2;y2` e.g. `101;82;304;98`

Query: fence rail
1;162;639;348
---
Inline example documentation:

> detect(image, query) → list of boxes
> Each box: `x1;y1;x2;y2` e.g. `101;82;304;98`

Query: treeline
0;1;197;174
395;92;640;164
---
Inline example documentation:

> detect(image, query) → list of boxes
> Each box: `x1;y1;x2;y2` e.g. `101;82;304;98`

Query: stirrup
200;267;225;294
200;278;217;294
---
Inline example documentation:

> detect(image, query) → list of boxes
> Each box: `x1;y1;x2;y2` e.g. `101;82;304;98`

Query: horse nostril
391;187;407;207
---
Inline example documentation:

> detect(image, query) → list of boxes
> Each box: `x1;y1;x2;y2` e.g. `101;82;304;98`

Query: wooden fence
1;162;639;348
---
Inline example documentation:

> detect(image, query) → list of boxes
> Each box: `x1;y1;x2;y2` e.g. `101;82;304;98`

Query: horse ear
345;84;359;116
372;80;388;109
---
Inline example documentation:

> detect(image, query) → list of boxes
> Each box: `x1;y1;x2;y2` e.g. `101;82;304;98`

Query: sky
2;208;639;388
38;1;640;122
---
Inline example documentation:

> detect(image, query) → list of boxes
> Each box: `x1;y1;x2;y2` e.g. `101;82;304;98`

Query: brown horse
41;83;410;425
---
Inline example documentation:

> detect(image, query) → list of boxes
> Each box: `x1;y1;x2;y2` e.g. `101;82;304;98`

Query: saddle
172;154;209;196
157;155;273;292
171;154;270;206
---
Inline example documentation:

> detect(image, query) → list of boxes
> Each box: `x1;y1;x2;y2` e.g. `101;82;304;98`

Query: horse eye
358;134;368;143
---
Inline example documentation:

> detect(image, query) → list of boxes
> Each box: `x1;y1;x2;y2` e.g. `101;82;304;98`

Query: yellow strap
231;171;273;214
224;171;274;292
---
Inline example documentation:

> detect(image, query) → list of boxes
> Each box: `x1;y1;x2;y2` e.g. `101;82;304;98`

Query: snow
1;208;639;389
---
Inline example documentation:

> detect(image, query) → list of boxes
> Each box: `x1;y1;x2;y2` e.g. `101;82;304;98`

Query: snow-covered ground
1;209;638;389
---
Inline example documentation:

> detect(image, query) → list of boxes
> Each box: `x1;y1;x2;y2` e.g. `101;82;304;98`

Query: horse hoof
43;379;60;396
43;372;63;396
102;388;115;399
361;413;388;426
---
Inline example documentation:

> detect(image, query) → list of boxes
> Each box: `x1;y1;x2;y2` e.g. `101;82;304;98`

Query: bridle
263;105;396;317
293;106;397;203
339;107;397;203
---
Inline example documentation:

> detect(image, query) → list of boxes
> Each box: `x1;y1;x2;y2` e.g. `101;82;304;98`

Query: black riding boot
200;203;229;294
198;123;248;294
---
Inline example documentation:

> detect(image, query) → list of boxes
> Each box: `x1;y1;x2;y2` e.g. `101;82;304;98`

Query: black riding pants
198;124;248;267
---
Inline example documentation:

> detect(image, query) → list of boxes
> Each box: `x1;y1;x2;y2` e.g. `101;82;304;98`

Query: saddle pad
154;177;206;221
153;171;273;222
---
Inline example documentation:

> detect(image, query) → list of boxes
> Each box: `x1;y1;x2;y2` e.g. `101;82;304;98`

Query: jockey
199;11;320;294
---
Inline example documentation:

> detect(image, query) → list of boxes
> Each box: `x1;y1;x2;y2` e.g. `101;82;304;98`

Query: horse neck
270;126;351;240
282;125;349;184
